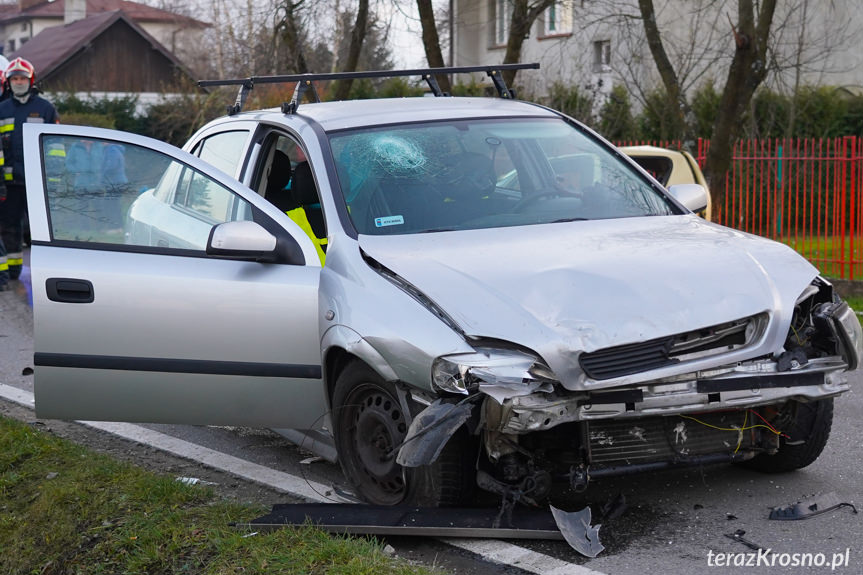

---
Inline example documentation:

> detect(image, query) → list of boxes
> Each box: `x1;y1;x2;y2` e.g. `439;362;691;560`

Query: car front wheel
741;398;834;473
332;360;474;506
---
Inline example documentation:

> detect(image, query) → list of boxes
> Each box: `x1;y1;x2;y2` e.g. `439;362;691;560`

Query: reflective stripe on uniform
286;207;327;265
0;118;14;133
48;146;66;157
7;253;23;266
0;258;7;272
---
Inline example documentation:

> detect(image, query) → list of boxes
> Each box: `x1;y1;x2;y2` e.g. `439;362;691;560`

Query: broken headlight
431;348;557;395
786;278;863;371
821;300;863;370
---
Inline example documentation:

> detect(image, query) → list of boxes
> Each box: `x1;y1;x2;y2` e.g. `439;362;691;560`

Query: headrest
292;161;318;205
266;150;295;211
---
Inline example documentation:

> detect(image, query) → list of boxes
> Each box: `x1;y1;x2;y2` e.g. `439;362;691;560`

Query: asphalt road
2;257;861;574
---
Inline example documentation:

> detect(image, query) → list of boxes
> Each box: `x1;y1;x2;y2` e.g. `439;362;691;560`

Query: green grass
0;416;441;575
842;295;863;314
780;234;863;279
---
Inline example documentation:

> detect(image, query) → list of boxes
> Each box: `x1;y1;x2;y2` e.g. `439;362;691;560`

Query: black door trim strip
34;352;322;379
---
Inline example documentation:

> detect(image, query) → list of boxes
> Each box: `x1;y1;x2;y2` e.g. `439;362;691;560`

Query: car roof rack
198;63;540;116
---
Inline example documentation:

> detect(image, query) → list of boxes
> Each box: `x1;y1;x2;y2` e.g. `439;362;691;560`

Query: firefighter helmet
5;57;35;87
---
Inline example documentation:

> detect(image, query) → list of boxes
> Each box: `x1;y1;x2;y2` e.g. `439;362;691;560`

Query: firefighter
0;57;7;289
0;57;59;284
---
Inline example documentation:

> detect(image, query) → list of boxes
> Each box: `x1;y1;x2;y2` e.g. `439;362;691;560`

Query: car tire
332;360;475;506
741;398;834;473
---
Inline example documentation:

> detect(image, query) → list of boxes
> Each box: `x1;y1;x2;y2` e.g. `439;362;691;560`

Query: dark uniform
0;86;58;282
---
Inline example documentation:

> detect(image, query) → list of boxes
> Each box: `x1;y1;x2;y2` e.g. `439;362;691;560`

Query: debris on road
769;492;858;521
240;503;567;541
175;476;218;486
725;529;769;553
550;505;605;558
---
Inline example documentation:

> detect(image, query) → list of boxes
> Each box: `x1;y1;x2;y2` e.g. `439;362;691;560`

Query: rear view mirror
667;183;708;214
207;220;278;262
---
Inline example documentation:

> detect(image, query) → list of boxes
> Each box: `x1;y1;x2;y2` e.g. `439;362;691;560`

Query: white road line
0;383;604;575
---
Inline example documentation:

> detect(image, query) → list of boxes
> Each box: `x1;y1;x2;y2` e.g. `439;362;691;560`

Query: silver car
25;92;861;507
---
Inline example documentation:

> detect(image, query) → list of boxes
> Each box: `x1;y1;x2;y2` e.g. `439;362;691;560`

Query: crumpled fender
321;324;399;382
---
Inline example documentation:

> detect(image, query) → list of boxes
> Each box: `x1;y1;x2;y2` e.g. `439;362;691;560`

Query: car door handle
46;278;95;303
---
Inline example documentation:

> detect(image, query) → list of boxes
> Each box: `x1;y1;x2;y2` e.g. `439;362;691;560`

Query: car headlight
431;348;557;395
832;301;863;370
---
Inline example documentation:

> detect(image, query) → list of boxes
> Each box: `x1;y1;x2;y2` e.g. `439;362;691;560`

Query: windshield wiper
551;217;589;223
416;227;457;233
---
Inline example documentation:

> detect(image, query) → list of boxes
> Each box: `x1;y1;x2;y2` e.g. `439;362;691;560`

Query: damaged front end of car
397;277;861;500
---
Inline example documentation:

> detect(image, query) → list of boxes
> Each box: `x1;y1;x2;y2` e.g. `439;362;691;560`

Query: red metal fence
619;137;863;280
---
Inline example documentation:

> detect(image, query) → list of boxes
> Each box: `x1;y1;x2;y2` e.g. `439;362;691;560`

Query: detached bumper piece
240;503;566;540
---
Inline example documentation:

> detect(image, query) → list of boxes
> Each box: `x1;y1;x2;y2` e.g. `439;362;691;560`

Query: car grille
588;411;756;467
579;314;764;380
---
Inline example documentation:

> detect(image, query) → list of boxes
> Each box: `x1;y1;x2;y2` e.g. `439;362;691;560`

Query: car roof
224;97;559;132
618;145;686;158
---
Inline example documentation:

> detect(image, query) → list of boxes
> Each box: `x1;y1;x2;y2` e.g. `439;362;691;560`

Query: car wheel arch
321;326;400;406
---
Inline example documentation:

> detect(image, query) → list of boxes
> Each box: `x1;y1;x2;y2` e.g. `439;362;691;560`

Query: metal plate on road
240;503;567;540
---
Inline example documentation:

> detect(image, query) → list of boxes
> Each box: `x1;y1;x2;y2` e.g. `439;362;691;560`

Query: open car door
24;123;328;429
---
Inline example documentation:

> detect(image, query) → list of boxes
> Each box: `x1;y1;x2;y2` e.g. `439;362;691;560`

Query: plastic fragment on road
768;491;858;520
175;476;218;486
550;505;605;558
725;529;769;553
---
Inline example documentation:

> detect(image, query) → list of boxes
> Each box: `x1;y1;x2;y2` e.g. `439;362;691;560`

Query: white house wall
453;0;863;103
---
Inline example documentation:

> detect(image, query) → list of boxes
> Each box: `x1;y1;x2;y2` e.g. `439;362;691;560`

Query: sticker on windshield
375;215;405;228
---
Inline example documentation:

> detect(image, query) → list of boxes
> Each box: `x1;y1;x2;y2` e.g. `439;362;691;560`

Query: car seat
291;161;325;239
265;150;296;212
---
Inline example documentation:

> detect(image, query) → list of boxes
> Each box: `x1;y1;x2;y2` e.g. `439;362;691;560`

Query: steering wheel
512;188;580;212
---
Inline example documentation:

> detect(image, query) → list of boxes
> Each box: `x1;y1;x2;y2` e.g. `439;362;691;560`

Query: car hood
358;216;818;389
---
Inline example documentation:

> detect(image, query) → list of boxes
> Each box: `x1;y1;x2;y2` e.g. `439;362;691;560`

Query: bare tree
332;0;370;99
634;0;776;205
416;0;451;93
274;0;310;74
502;0;555;86
636;0;691;141
701;0;777;197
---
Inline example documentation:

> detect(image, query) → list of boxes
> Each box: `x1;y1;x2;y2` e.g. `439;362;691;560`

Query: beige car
620;145;712;220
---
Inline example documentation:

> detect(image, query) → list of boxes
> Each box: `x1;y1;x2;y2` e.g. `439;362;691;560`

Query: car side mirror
207;220;279;262
667;183;708;214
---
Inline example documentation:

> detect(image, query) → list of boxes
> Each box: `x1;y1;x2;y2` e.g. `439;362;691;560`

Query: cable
680;411;785;455
748;408;791;438
680;414;784;436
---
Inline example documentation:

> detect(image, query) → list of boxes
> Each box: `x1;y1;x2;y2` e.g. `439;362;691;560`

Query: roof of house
10;9;192;83
0;0;207;28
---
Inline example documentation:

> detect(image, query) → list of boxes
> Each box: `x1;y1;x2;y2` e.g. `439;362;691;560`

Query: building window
8;39;14;52
544;1;572;35
494;0;511;45
20;22;27;32
593;39;611;72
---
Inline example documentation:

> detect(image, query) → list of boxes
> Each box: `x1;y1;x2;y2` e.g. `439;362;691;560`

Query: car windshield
329;117;678;235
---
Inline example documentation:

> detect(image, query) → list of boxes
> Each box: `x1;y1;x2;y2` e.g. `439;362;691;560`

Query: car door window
43;134;252;250
192;130;249;178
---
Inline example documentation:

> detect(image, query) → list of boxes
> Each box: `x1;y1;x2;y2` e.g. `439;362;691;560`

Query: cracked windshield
330;118;677;235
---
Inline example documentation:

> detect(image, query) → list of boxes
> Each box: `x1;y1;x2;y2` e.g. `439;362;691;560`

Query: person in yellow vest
285;160;327;265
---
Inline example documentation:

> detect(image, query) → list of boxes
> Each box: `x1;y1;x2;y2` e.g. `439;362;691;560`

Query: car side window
42;134;252;251
191;130;249;178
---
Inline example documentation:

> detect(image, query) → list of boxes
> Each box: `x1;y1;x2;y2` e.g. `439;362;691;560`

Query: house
452;1;863;103
8;9;198;109
0;0;207;68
